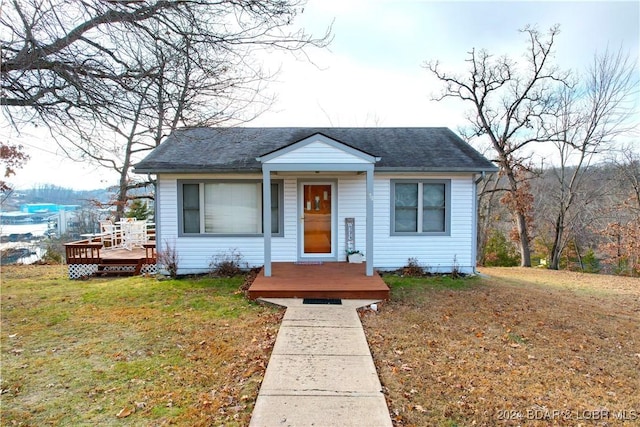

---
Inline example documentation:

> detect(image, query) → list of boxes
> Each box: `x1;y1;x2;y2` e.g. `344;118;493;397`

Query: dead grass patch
363;268;640;426
1;265;283;426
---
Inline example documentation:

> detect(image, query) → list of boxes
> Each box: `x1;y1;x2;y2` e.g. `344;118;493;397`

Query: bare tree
533;164;608;269
544;48;638;269
612;146;640;213
2;0;330;215
426;25;570;267
593;148;640;275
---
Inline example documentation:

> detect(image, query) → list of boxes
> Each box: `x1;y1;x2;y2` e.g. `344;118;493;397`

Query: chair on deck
99;220;121;249
121;219;147;250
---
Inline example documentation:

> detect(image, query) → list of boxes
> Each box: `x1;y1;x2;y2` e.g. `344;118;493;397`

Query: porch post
263;167;272;277
365;166;374;276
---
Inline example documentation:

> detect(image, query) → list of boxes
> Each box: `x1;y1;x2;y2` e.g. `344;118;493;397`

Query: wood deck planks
248;262;390;300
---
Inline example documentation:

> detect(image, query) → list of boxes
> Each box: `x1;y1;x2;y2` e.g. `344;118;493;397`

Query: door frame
298;180;337;260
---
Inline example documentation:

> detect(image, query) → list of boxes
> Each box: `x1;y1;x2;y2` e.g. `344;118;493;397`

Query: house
133;127;497;278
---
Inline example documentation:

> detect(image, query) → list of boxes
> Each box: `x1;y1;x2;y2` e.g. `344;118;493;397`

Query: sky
2;0;639;192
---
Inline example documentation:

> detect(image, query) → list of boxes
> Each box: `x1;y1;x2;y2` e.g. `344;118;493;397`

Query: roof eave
135;166;499;175
133;167;263;174
375;166;499;173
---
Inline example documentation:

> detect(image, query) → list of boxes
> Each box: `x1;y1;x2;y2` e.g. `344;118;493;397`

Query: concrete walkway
249;299;393;427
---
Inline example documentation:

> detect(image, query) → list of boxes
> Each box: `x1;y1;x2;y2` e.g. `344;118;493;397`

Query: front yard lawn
1;265;283;426
2;265;638;426
364;267;640;426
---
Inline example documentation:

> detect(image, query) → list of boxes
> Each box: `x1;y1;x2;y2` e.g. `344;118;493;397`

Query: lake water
0;223;50;237
0;223;51;265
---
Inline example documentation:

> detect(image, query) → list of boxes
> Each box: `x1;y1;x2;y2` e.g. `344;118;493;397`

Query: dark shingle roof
133;127;497;173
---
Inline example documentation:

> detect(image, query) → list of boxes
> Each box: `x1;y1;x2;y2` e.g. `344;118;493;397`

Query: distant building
20;203;80;214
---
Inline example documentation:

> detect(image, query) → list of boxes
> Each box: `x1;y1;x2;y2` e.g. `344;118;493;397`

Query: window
183;184;200;234
179;180;283;236
391;180;450;235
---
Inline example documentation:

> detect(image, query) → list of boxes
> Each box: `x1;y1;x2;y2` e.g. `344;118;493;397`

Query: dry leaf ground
363;268;640;426
1;265;283;426
3;265;639;426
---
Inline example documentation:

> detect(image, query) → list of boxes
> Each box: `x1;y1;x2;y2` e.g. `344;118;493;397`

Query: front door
302;183;333;255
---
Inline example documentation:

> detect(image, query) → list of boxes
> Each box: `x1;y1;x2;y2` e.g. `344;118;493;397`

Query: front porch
247;262;390;300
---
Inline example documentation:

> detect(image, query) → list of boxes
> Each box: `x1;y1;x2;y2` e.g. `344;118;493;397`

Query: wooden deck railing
144;242;156;264
64;228;157;265
64;239;103;264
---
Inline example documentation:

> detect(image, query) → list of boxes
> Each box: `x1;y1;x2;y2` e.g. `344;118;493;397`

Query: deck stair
95;259;143;277
247;262;390;300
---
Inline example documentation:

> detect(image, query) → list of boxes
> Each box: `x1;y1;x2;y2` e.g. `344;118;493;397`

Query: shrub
451;255;461;279
402;257;425;277
40;239;64;264
41;245;64;264
158;240;179;278
580;248;601;274
483;230;520;267
209;249;247;277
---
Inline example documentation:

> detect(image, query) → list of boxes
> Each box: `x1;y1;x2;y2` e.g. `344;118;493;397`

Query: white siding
272;179;298;261
264;141;370;164
373;174;475;273
156;172;477;274
156;174;296;274
337;177;367;261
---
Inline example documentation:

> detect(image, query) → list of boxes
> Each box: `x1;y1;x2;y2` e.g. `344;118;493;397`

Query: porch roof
133;127;498;174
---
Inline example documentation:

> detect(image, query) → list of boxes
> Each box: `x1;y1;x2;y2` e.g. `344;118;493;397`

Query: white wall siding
337;177;367;260
372;175;476;274
157;174;296;274
156;172;477;274
265;141;370;164
271;179;298;261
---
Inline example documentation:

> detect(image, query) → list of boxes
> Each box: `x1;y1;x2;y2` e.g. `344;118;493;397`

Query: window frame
177;179;284;237
390;179;451;236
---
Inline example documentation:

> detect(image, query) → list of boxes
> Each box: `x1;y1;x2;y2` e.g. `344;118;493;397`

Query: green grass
1;265;282;426
381;273;481;304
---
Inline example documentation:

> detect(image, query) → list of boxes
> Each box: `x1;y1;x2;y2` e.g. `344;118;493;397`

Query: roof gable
257;133;379;165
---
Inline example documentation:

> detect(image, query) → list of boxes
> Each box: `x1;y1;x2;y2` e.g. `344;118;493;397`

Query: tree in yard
612;147;640;215
2;0;331;217
532;165;606;269
125;199;150;221
426;25;570;267
543;48;638;270
0;141;29;197
597;148;640;276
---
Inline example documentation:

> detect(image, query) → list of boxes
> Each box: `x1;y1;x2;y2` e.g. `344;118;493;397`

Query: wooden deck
64;235;156;278
100;247;149;260
247;262;390;300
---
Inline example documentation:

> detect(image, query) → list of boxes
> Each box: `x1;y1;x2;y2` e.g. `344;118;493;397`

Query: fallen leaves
116;406;134;418
363;269;640;426
413;404;427;413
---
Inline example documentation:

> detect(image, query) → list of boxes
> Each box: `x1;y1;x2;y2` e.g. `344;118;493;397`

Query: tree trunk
549;211;564;270
504;165;533;267
516;210;532;267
